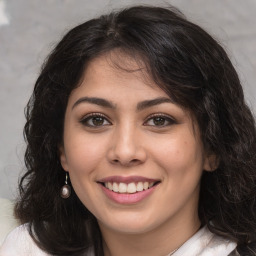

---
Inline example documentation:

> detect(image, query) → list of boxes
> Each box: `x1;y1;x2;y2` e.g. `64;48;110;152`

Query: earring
60;173;71;199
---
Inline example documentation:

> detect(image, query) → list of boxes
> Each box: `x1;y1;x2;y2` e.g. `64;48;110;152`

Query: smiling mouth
99;181;160;194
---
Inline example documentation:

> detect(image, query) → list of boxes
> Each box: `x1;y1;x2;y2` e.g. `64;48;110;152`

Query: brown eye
153;117;166;126
144;114;176;127
80;114;111;127
92;116;104;126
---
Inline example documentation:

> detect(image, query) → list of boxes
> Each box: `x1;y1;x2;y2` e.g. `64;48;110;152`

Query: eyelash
80;113;111;127
143;113;176;127
79;113;176;128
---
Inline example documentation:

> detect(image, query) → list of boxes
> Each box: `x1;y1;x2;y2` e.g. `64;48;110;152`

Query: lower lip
100;184;157;204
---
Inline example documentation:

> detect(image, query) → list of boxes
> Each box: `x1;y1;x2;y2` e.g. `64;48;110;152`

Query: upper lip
97;176;160;184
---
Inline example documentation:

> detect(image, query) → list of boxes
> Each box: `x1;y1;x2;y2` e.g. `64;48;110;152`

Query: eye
80;113;111;127
144;114;176;127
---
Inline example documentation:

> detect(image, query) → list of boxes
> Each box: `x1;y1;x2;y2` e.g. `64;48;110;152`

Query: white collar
168;226;237;256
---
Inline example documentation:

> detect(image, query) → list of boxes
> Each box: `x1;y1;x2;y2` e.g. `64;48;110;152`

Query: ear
59;145;69;171
203;153;219;172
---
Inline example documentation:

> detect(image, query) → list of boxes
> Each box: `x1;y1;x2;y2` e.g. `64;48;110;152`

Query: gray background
0;0;255;200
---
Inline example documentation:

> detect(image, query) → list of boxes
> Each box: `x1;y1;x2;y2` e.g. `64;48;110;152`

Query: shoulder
0;224;49;256
175;226;237;256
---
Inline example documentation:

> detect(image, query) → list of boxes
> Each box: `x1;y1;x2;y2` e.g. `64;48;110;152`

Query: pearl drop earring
60;173;71;199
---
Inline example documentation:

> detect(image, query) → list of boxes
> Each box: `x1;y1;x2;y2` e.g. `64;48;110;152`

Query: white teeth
127;183;137;193
136;182;144;192
107;182;112;190
104;181;156;193
143;181;149;190
113;182;119;192
119;183;127;193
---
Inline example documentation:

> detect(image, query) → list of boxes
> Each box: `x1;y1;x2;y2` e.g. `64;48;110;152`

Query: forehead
71;51;169;100
85;51;152;84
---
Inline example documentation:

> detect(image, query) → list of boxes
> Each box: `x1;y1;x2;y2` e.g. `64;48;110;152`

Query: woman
1;5;256;256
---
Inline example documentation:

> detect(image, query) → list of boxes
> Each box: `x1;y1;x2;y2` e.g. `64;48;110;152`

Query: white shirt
0;224;237;256
171;225;237;256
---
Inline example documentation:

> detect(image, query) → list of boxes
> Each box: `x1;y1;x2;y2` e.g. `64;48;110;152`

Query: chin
98;212;160;234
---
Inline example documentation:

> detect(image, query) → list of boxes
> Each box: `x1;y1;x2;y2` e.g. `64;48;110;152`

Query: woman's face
60;53;212;235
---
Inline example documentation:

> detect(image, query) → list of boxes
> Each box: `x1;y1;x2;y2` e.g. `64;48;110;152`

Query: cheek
64;133;108;179
151;135;204;176
65;136;106;207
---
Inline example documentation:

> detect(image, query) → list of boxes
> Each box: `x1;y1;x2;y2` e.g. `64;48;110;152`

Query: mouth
97;176;160;204
99;181;160;194
97;176;161;194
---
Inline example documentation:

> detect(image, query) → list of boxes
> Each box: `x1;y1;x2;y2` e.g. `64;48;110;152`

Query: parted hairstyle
15;5;256;256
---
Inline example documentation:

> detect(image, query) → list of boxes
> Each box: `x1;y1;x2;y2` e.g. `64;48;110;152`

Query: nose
107;124;147;167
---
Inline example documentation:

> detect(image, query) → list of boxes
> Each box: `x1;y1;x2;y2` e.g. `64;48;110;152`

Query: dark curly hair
15;5;256;256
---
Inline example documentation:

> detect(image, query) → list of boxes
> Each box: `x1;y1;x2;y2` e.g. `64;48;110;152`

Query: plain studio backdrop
0;0;255;200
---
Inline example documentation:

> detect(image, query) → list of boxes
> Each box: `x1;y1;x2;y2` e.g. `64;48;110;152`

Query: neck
99;214;201;256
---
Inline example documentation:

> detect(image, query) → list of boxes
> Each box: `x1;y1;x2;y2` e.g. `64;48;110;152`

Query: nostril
111;158;141;167
130;159;140;164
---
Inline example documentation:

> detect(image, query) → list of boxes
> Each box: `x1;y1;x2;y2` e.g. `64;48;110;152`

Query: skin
60;52;213;256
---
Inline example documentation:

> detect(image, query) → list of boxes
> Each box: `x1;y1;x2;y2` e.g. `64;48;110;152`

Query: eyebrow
72;97;116;110
72;96;173;110
136;97;174;111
